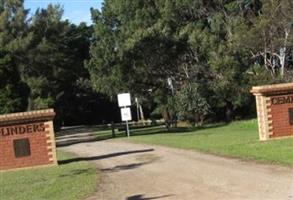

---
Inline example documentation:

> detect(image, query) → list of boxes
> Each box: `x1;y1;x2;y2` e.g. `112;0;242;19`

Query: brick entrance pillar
251;83;293;141
0;109;57;171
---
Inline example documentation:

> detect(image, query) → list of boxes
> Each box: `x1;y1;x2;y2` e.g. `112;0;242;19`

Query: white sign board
118;93;131;107
121;107;132;121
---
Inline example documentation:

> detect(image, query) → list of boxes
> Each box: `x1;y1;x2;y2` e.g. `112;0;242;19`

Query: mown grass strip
0;150;98;200
125;120;293;165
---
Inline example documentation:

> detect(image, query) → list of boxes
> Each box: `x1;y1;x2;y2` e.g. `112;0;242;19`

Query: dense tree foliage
0;0;292;126
0;0;119;126
0;0;29;114
88;0;293;124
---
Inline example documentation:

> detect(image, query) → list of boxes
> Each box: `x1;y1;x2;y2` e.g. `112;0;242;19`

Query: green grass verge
0;150;98;200
125;120;293;166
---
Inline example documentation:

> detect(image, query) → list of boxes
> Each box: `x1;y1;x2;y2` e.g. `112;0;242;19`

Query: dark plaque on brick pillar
289;108;293;126
13;138;31;158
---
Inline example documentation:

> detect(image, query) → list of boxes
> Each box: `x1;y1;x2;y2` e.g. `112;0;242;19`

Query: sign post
120;107;132;137
118;93;132;137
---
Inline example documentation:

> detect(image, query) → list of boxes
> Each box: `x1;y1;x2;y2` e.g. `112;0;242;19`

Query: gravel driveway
60;140;293;200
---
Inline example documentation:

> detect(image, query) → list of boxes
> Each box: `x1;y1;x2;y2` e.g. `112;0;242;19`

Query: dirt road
60;140;293;200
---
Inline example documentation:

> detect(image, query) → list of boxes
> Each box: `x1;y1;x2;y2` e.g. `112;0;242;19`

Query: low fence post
111;122;116;138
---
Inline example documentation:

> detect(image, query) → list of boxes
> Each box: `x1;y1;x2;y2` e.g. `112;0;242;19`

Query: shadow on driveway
101;162;152;173
58;148;154;165
126;194;174;200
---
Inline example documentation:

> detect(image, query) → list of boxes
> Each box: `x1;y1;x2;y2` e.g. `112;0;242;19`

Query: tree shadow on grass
57;126;167;147
57;125;110;137
129;123;227;136
58;149;154;165
168;123;227;133
56;123;228;147
126;126;168;136
126;194;174;200
56;134;113;147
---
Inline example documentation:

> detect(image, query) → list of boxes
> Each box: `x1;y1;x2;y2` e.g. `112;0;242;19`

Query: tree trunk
225;101;234;123
280;29;289;77
27;96;33;111
139;105;145;124
199;115;204;126
162;110;171;131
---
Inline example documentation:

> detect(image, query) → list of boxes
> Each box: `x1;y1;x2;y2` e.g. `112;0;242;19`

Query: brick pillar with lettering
269;95;293;138
0;109;57;171
251;83;293;141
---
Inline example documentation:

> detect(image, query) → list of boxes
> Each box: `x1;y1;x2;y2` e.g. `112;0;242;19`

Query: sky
24;0;104;24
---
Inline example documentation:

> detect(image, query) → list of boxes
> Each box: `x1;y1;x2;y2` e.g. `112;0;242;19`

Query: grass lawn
125;120;293;166
0;150;98;200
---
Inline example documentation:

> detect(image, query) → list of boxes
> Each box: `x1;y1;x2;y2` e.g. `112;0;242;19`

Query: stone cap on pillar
251;82;293;96
0;109;56;126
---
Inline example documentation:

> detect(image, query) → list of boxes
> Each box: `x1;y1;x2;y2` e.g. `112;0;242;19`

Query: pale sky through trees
25;0;103;24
